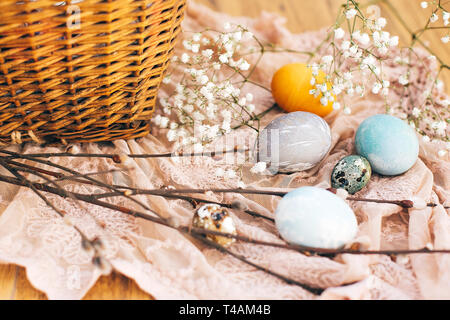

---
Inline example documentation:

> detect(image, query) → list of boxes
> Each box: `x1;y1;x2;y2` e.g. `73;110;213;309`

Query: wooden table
1;0;448;300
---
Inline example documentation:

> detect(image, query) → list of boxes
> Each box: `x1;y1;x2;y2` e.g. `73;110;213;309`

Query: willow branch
0;148;249;162
0;173;448;257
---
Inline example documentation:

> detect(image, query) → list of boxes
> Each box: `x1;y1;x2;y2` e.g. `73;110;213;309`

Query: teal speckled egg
275;186;358;249
331;155;372;194
355;114;419;176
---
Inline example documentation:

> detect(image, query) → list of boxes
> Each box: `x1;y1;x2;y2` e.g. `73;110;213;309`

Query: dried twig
1;152;449;296
0;171;448;258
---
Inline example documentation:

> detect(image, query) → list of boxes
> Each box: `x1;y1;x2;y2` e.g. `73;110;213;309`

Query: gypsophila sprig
308;1;399;115
158;1;448;165
309;0;449;153
156;24;265;153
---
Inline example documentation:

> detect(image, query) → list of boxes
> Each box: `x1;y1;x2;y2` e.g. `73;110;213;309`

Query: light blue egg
275;186;358;249
355;114;419;176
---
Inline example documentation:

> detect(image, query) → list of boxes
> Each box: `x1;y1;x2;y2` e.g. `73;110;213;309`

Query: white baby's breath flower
443;11;449;21
348;44;359;56
321;55;333;65
399;75;409;85
238;59;250;71
181;53;189;63
193;143;204;153
202;49;214;59
219;53;229;64
310;63;319;76
396;255;410;265
238;97;246;106
389;36;399;47
162;76;170;84
182;40;192;50
341;40;351;50
167;129;177;142
320;96;328;106
223;41;234;54
250;162;267;174
441;35;449;44
354;85;364;95
332;101;341;110
334;28;345;39
430;13;438;23
372;82;382;94
420;1;428;8
332;86;342;95
438;149;448;157
198;74;209;85
159;116;169;128
183;104;194;113
233;31;242;41
345;8;357;19
343;72;353;80
192;33;201;42
375;17;387;30
246;104;255;113
237;181;246;189
412;107;421;117
343;107;352;115
191;43;200;53
215;168;225;177
434;121;447;136
358;33;370;45
225;169;237;179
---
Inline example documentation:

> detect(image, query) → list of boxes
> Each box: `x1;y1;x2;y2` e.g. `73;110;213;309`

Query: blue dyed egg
355;114;419;176
255;111;332;173
275;186;358;249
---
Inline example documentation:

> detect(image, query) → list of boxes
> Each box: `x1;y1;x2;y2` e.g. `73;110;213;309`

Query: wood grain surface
1;0;448;300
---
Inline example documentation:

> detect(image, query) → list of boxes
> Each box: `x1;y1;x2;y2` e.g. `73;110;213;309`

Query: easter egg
193;204;237;247
255;111;332;173
275;186;358;249
271;63;334;117
331;155;372;194
355;114;419;176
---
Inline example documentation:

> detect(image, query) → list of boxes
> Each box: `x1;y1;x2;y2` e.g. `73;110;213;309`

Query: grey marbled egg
331;155;372;194
254;111;332;173
192;204;237;247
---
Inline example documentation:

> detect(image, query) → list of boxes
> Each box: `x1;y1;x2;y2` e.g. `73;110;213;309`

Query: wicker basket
0;0;186;145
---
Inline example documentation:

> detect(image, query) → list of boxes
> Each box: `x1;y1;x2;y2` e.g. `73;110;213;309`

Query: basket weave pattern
0;0;186;144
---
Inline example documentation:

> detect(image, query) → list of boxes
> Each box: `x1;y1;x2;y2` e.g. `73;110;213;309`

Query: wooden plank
83;272;154;300
3;0;449;300
0;265;17;300
195;0;449;91
12;267;47;300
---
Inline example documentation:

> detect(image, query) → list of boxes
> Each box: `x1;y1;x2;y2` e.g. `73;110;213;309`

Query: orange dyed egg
271;63;334;117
